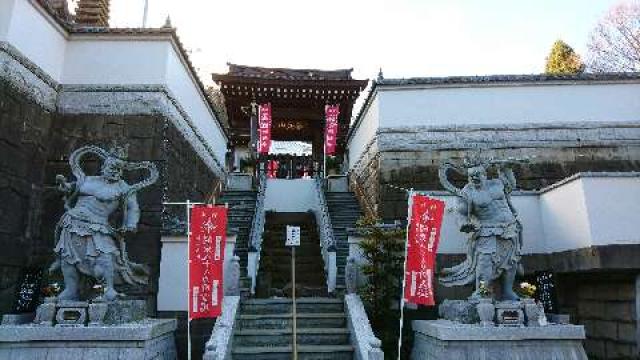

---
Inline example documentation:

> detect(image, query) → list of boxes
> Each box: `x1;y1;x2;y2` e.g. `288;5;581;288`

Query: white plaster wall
264;179;319;213
539;180;592;253
62;40;169;84
582;177;640;246
165;48;227;163
348;95;379;169
157;237;188;311
3;0;67;80
0;0;17;40
377;84;640;128
431;193;544;255
158;234;237;311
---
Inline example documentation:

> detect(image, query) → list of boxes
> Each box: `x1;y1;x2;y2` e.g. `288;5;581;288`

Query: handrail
203;296;241;360
348;170;376;219
313;175;337;293
247;169;267;295
344;294;384;360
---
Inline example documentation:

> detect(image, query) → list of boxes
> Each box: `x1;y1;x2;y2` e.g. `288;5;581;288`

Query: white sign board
286;225;301;246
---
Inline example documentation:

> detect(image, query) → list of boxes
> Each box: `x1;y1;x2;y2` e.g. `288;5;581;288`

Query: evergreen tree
356;216;406;358
545;40;585;75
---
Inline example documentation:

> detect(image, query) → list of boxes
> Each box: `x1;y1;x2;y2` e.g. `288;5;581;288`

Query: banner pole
163;201;209;360
397;189;414;360
186;199;192;360
292;246;297;360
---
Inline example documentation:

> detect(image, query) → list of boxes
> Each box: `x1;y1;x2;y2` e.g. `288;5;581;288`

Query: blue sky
100;0;622;83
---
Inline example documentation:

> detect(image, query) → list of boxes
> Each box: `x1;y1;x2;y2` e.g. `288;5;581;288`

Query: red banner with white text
324;105;340;156
258;103;272;154
403;194;445;306
189;205;227;320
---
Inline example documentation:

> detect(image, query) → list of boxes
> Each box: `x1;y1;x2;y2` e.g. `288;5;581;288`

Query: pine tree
545;40;585;75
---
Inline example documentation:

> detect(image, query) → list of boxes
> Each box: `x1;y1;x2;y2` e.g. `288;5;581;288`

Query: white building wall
432;193;544;255
62;39;169;84
165;48;228;162
432;174;640;255
582;177;640;246
377;83;640;128
0;0;17;40
1;0;229;169
539;179;592;253
348;95;379;169
3;0;67;81
264;179;319;213
157;237;188;311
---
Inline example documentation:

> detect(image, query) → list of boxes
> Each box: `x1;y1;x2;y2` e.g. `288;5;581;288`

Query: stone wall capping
412;319;586;341
537;171;640;194
57;84;225;178
0;42;59;111
0;318;177;342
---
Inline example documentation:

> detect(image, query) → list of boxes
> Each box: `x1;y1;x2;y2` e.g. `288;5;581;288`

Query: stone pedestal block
411;320;588;360
0;319;177;360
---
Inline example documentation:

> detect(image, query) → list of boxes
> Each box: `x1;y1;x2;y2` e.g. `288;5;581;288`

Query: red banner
403;194;445;306
258;103;272;154
189;205;227;320
324;105;340;155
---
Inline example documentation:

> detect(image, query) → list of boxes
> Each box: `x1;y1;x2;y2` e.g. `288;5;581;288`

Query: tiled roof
226;63;355;81
376;73;640;86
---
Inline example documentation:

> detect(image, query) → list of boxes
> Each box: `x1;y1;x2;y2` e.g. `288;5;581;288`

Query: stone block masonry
0;78;54;315
350;124;640;221
43;111;219;310
555;272;638;360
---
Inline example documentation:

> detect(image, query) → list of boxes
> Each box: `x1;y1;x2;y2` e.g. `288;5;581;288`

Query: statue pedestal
411;320;587;360
0;319;177;360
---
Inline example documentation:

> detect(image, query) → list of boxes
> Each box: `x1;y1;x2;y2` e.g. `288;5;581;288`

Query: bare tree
587;1;640;72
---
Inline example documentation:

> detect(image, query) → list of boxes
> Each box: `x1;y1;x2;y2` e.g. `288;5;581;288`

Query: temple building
1;1;640;359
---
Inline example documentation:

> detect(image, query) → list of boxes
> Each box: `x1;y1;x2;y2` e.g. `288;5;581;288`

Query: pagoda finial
163;15;173;28
75;0;110;27
377;68;384;82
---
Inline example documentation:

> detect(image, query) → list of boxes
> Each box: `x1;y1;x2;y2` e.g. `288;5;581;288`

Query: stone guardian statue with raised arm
438;157;525;300
50;143;158;301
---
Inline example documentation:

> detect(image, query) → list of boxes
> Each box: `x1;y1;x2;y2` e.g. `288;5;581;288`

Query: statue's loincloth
54;213;148;285
440;221;521;287
54;213;118;276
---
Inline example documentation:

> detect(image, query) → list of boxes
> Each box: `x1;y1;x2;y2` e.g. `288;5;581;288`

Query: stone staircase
218;190;257;296
232;298;353;360
325;192;363;289
257;212;326;298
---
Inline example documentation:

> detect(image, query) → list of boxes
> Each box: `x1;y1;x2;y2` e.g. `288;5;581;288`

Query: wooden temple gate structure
212;64;368;178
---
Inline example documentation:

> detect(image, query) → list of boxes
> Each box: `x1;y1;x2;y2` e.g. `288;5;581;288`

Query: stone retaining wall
350;124;640;221
43;112;219;312
556;272;638;360
0;79;53;314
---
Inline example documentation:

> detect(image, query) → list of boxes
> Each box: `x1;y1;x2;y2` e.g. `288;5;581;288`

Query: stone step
241;298;342;315
234;328;350;347
238;313;346;330
232;345;353;360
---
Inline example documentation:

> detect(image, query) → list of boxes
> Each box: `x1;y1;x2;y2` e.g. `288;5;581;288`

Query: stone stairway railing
313;175;337;294
247;170;267;295
344;294;384;360
203;296;241;360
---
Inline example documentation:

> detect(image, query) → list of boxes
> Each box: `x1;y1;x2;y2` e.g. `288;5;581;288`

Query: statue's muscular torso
462;179;516;225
